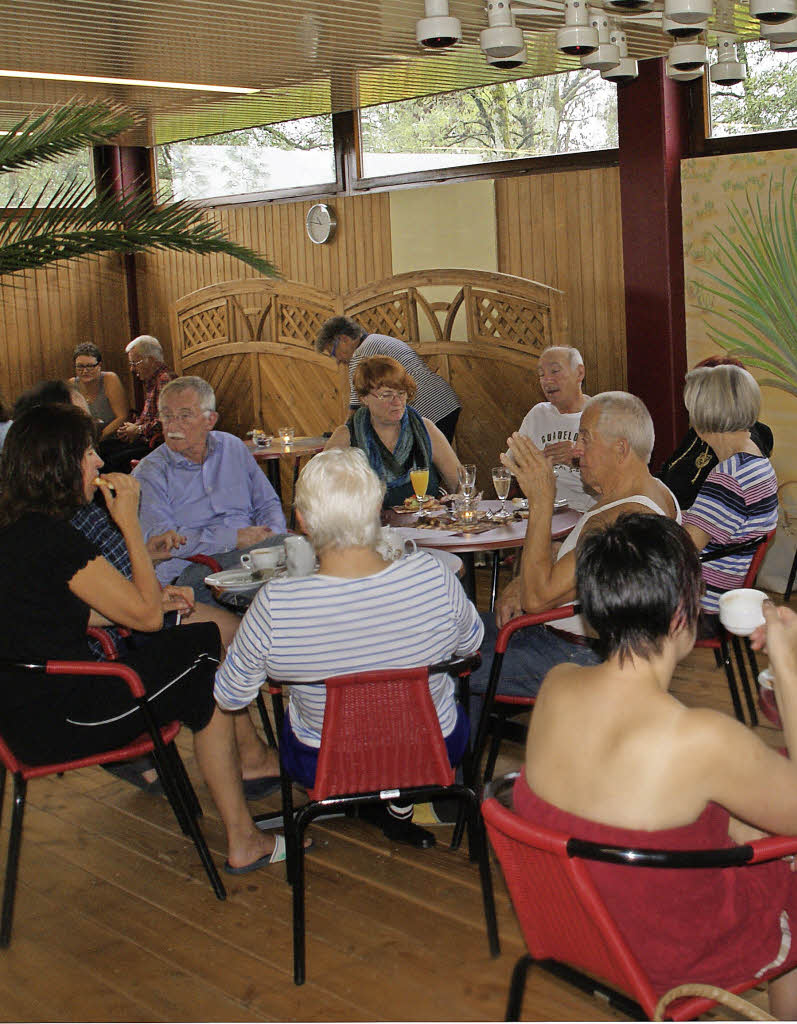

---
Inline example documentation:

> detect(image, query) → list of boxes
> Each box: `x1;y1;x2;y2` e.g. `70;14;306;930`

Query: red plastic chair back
482;795;657;1015
310;666;455;801
743;529;776;586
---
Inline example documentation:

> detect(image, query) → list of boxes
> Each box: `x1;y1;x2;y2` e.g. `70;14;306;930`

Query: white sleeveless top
553;488;682;636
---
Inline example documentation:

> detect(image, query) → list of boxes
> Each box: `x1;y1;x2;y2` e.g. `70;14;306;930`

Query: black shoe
380;813;436;849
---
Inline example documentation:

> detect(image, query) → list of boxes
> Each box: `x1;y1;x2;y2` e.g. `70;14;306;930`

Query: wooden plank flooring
0;568;785;1021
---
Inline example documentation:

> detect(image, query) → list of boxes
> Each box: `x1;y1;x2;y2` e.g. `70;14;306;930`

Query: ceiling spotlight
760;14;797;39
486;43;528;68
556;0;599;55
709;33;747;84
662;14;707;37
664;0;713;24
580;8;621;70
749;0;797;23
771;35;797;47
601;29;638;82
669;39;709;70
604;0;654;10
666;54;705;79
481;0;525;57
416;0;462;48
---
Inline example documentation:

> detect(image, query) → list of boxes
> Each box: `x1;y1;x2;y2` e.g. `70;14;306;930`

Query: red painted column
617;58;693;470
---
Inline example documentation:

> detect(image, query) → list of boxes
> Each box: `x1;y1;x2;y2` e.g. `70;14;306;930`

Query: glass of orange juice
409;467;429;515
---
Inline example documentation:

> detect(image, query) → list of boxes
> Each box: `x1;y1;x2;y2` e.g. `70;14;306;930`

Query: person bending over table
324;355;461;509
214;447;484;850
0;404;286;873
134;376;287;605
679;363;778;629
517;512;797;1019
469;392;681;704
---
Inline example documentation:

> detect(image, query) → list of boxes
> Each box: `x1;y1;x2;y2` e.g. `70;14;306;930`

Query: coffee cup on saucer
240;545;285;573
718;588;767;636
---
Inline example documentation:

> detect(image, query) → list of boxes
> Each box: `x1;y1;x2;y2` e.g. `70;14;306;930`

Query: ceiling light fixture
770;35;797;47
709;33;747;84
0;69;258;93
486;42;528;68
759;13;797;39
601;29;638;82
662;13;707;37
749;0;797;23
668;39;709;70
556;0;598;55
416;0;462;48
663;0;712;24
580;8;621;70
604;0;654;11
481;0;525;58
666;54;705;79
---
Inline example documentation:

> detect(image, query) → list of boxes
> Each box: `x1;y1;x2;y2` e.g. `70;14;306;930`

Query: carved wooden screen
171;270;567;487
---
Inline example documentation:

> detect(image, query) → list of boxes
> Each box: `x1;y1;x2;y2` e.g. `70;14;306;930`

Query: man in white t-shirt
517;345;595;513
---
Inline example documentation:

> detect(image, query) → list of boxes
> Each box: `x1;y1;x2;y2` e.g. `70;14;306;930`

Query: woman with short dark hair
70;342;128;442
517;513;797;1018
324;355;461;508
0;404;287;873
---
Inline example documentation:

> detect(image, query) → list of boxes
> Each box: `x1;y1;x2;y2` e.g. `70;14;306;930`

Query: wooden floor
0;570;786;1022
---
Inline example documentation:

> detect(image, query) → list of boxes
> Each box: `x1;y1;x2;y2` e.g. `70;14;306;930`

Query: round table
247;436;327;525
386;499;581;607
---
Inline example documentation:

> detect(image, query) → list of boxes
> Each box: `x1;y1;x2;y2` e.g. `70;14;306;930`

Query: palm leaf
0;100;135;174
697;171;797;399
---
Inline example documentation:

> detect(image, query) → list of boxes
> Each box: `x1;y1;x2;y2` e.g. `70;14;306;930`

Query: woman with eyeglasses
70;342;127;442
324;355;461;508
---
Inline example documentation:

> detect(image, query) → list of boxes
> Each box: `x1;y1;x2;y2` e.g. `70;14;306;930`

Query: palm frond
0;100;135;175
697;171;797;400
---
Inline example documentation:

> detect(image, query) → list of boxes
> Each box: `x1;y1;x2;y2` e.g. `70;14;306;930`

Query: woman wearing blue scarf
325;356;461;508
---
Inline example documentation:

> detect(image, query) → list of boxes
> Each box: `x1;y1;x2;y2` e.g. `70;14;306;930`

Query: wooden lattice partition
170;270;567;488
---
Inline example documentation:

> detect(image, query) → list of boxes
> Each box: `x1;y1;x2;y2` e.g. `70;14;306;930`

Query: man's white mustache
167;431;186;440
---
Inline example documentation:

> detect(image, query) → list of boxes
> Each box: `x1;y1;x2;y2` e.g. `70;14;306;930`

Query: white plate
204;567;280;593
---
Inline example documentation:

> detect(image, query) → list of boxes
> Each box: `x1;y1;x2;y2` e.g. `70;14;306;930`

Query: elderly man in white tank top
469;392;681;703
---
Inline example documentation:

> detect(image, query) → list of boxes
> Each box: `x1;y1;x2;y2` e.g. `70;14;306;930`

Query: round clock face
306;203;337;244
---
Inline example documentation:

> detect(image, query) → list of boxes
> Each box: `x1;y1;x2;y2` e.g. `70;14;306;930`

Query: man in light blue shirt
134;376;286;603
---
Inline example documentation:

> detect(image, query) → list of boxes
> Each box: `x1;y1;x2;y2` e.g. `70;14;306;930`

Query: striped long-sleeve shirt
214;551;483;747
683;452;778;613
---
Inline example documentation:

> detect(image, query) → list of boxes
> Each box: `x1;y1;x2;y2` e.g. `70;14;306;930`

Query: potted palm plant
0;100;276;278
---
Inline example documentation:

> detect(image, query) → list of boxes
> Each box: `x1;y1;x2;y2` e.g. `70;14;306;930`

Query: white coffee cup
376;526;417;562
718;588;768;636
240;545;285;572
284;535;316;577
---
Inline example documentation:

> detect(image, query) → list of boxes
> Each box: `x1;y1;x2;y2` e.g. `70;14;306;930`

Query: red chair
0;657;226;946
256;654;500;984
473;605;581;786
482;774;797;1021
695;530;776;727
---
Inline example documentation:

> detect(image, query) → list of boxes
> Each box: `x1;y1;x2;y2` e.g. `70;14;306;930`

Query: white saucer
204;567;281;593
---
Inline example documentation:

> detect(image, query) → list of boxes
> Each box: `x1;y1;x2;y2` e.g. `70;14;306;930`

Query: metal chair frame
0;657;226;946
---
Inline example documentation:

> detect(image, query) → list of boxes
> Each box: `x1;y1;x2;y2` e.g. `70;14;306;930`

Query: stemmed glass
409;466;429;517
492;466;512;519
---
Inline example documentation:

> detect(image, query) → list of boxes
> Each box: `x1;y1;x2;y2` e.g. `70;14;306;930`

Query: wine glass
409;467;429;517
458;463;477;499
492;466;512;519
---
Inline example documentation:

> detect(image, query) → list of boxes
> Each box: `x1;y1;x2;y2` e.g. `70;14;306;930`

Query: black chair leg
719;635;745;723
505;954;533;1021
483;715;505;785
0;775;27;948
490;552;501;613
473;803;500;957
730;635;759;727
291;809;311;985
785;549;797;602
255;692;277;749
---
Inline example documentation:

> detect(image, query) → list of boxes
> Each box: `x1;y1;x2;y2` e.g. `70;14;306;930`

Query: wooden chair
473;605;581;786
0;657;226;947
482;774;797;1022
695;530;776;727
256;654;500;984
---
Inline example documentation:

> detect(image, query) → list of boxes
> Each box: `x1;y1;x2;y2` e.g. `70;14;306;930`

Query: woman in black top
0;405;285;872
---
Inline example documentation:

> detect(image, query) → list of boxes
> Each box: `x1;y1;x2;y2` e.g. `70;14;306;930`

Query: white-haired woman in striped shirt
214;447;483;849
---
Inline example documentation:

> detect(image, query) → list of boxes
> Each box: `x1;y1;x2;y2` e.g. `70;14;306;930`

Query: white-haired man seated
214;446;484;849
517;345;595;513
133;376;286;604
470;392;682;705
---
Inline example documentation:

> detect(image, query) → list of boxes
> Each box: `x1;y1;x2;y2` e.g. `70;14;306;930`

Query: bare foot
225;829;312;870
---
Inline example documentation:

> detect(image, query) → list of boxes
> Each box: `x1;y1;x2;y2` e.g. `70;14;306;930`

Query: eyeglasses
75;362;99;372
129;357;146;367
160;409;204;424
371;388;407;403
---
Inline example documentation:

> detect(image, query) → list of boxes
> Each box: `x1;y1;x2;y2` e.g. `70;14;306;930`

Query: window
358;71;618;178
0;148;94;206
708;40;797;139
155;115;335;201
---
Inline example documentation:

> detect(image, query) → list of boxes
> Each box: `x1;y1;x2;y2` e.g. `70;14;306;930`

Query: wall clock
306;203;337;244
